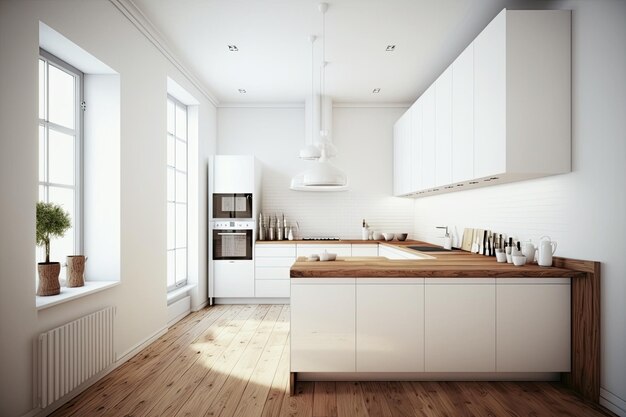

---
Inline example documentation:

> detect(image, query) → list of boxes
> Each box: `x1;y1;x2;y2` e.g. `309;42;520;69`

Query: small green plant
36;201;71;263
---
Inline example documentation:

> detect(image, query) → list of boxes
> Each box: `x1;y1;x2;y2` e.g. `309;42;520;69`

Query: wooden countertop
256;239;408;244
290;243;584;278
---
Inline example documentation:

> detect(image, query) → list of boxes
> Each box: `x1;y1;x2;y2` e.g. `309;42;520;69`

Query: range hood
290;96;349;191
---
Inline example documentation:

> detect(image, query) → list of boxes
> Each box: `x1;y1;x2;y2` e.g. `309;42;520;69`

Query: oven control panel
213;220;255;229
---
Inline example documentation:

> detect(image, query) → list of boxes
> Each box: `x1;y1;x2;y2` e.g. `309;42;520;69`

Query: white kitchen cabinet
496;278;571;372
410;99;423;192
435;65;453;187
392;110;412;196
212;155;256;193
254;244;295;298
425;278;496;372
291;279;356;372
356;279;424;372
392;9;570;197
296;244;351;258
421;87;436;190
255;279;290;298
351;244;379;257
474;10;506;178
213;260;255;298
452;43;474;183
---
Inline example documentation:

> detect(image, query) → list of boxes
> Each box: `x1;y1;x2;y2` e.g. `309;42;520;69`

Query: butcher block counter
289;242;584;278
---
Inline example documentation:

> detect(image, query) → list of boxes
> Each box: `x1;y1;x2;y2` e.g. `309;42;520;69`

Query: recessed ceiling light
228;45;239;52
238;89;247;94
386;45;396;52
372;88;381;93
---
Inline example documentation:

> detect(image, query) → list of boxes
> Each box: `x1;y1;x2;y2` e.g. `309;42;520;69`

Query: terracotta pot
37;262;61;296
66;255;86;287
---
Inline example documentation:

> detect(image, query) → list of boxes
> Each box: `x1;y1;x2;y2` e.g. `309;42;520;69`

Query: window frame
166;95;189;291
38;48;84;263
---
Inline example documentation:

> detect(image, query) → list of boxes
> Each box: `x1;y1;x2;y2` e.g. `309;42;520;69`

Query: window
167;96;188;290
38;49;83;268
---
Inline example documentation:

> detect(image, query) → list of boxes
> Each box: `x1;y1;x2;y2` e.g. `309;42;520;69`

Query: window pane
167;100;175;135
167;250;175;286
48;64;75;129
39;185;45;202
48;186;75;260
175;248;186;282
167;167;175;201
176;139;186;172
175;105;186;139
167;202;175;250
176;171;186;203
39;59;45;120
167;134;175;167
39;126;45;182
176;204;186;248
48;129;74;185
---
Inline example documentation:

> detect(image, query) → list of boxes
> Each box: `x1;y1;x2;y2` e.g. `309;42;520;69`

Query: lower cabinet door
425;279;496;372
213;260;254;298
255;279;290;298
496;280;571;372
356;281;424;372
291;281;356;372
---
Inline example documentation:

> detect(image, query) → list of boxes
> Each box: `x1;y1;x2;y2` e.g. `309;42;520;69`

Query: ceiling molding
218;102;305;109
109;0;220;106
333;102;412;108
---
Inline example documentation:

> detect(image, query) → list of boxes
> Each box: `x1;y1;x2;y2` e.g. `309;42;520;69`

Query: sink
408;245;462;252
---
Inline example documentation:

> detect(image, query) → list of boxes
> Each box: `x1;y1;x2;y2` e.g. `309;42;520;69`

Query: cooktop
302;237;340;241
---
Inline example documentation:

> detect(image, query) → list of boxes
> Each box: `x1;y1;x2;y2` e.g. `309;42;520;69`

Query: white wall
217;105;415;238
0;1;216;416
413;0;626;412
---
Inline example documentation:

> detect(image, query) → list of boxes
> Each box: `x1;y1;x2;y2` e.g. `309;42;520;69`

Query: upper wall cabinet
393;9;571;197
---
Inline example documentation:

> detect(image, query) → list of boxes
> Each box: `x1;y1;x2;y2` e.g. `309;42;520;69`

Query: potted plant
36;201;71;296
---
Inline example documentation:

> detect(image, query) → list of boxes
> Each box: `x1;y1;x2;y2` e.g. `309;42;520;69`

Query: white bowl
496;252;507;263
396;233;408;241
319;252;337;262
512;255;527;266
383;233;395;241
372;231;385;241
307;254;319;262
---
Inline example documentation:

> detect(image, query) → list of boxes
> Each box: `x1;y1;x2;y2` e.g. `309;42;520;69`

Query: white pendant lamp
290;2;348;191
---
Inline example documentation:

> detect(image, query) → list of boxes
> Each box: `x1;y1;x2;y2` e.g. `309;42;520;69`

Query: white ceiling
132;0;511;104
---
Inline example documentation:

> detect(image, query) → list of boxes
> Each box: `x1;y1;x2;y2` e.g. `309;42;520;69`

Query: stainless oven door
212;193;253;219
213;229;253;260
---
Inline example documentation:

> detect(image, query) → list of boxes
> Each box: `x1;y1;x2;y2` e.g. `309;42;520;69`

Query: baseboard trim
23;324;167;417
600;388;626;417
214;297;290;305
192;300;208;311
298;372;560;382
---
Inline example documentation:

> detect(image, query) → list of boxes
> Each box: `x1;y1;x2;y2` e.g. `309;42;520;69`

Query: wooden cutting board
461;228;474;251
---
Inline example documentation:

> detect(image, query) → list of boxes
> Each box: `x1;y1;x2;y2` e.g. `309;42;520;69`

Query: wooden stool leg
289;372;297;395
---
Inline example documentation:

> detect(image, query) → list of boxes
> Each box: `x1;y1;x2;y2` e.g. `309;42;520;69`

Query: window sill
167;283;197;305
36;281;120;311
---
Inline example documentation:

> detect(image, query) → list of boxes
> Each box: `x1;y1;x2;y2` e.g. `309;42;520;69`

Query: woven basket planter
66;255;86;287
37;262;61;296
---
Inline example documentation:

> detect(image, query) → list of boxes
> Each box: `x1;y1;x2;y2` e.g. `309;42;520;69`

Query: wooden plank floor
50;305;615;417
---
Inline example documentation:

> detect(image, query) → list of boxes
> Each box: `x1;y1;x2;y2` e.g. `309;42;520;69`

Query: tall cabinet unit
392;9;571;197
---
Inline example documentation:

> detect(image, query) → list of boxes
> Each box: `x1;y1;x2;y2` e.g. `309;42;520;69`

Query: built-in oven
212;220;254;260
212;193;253;219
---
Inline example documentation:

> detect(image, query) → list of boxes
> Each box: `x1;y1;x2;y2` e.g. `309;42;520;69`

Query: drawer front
255;279;290;298
255;245;296;257
351;245;379;257
255;267;291;280
296;245;352;257
255;257;296;267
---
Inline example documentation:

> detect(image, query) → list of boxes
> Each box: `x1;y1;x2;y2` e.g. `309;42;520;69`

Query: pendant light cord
311;37;315;145
320;7;325;139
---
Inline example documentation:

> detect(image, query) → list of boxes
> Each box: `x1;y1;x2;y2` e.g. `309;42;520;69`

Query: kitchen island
289;244;600;403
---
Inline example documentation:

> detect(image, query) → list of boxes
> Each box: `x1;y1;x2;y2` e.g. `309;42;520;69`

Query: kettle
521;240;537;263
537;236;558;267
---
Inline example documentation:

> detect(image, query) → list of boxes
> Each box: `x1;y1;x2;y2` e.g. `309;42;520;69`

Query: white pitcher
521;240;537;263
537;236;557;267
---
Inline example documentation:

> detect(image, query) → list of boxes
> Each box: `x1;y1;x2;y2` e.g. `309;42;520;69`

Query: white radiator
37;307;116;408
